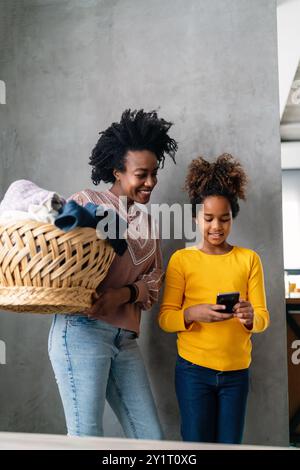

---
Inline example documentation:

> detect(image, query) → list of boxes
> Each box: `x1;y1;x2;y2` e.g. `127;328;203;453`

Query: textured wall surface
0;0;288;445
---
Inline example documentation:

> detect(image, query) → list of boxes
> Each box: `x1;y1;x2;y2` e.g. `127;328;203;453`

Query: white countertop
0;432;293;450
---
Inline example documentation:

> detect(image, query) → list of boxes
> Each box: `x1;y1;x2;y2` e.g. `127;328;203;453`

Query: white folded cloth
0;179;65;212
0;179;66;224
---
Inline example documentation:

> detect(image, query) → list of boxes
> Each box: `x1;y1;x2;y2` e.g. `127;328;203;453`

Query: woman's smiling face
113;150;158;204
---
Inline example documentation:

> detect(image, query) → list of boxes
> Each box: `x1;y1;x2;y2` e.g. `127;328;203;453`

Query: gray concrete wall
0;0;289;445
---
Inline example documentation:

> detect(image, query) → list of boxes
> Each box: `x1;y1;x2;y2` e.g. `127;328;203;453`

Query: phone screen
216;292;240;313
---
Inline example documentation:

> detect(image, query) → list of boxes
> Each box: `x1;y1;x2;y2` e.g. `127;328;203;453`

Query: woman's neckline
106;188;135;207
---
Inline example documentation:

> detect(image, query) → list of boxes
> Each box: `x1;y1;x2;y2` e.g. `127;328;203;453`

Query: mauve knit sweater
68;188;163;334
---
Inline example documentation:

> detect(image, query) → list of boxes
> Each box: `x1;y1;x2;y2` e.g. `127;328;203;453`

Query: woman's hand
184;304;233;325
233;299;254;329
84;287;131;319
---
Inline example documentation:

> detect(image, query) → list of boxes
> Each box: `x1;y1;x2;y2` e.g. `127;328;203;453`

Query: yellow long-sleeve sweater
159;246;270;371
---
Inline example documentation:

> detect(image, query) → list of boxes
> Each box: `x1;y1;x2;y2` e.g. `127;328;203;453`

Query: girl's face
113;150;158;204
197;195;233;249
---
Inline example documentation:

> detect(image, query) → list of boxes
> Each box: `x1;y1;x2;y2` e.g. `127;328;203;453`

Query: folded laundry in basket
0;197;63;224
0;179;66;215
54;201;127;256
27;196;62;223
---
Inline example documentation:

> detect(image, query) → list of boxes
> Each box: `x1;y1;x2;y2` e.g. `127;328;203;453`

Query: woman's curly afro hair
89;109;178;185
185;153;248;218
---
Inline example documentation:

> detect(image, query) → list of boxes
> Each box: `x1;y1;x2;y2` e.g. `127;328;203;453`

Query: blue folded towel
54;201;127;256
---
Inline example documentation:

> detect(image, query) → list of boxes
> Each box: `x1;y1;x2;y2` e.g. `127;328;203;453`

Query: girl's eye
204;218;230;222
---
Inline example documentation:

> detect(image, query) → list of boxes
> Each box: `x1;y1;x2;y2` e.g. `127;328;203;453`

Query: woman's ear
113;169;120;182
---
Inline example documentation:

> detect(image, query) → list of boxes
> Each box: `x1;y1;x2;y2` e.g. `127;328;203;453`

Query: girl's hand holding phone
184;304;233;325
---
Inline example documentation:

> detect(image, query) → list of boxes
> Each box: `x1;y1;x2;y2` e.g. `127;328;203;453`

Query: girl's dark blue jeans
175;355;249;444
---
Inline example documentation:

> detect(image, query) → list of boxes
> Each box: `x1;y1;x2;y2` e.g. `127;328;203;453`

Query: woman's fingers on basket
91;291;101;303
83;305;94;315
82;292;102;315
85;307;100;318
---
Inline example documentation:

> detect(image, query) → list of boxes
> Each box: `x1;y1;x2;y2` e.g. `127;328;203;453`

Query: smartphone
216;291;240;313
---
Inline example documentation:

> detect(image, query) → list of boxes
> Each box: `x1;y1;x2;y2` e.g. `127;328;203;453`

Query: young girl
48;109;177;439
158;154;270;444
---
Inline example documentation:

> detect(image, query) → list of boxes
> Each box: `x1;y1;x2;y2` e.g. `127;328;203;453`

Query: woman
159;154;270;444
48;109;177;438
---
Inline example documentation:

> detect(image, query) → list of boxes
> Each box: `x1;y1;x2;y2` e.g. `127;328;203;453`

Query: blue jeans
48;314;163;439
175;355;249;444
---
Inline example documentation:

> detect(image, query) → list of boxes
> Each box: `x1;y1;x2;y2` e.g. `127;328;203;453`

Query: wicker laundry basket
0;220;115;313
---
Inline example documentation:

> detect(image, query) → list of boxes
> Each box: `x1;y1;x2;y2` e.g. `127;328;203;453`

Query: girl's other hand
233;299;254;329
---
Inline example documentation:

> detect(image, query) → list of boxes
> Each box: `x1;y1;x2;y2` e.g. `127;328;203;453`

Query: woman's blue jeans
175;355;249;444
48;314;163;439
